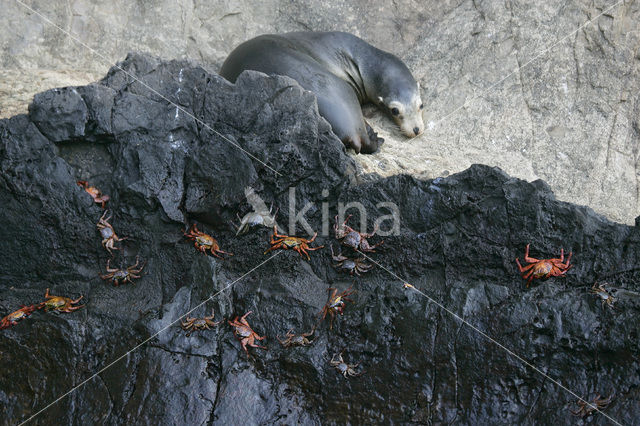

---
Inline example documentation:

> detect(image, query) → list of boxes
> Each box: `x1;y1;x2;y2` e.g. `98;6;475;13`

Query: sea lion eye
419;104;424;110
391;107;399;116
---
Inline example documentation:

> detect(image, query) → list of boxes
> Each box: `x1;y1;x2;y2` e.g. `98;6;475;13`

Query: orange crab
228;311;266;357
0;304;39;329
97;210;127;254
318;287;355;329
77;180;110;208
184;224;233;258
40;288;84;313
515;243;572;287
263;225;324;260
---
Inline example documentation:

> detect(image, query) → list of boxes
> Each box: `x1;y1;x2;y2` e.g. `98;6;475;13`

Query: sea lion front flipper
360;121;384;154
343;136;362;154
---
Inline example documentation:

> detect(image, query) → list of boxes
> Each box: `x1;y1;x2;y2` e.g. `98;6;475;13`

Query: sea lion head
373;55;425;138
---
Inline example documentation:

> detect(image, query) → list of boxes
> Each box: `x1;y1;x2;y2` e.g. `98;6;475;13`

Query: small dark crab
184;224;233;258
318;287;355;329
277;328;316;347
77;180;110;208
330;351;363;378
97;210;128;254
590;282;616;309
40;288;84;313
235;205;278;235
181;310;221;336
334;215;383;252
330;246;373;276
228;311;266;357
264;225;324;260
515;243;572;287
571;393;614;417
0;304;39;329
100;256;146;286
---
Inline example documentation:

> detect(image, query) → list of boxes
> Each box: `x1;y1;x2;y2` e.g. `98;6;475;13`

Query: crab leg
551;266;570;277
271;225;288;239
269;235;282;244
296;246;310;260
522;244;540;263
240;342;250;357
554;251;572;268
361;223;379;238
515;259;535;273
338;215;352;227
247;338;267;349
213;248;234;257
264;242;282;254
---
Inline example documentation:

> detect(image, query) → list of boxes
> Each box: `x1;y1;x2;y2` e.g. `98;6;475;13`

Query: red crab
228;311;266;357
77;180;110;208
515;243;572;287
40;288;84;313
0;304;39;329
334;215;383;252
100;256;146;286
184;224;233;258
263;225;324;260
97;210;127;254
318;287;355;329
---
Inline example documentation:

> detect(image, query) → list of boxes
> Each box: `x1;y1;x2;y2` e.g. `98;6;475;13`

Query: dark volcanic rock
1;53;639;425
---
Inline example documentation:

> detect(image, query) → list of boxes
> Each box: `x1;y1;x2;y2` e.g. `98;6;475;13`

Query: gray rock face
1;54;639;425
1;1;639;226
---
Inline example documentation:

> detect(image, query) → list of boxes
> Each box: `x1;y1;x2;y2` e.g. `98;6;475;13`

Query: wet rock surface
1;54;639;425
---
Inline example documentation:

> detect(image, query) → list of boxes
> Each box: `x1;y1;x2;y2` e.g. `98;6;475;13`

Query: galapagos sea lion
220;31;424;154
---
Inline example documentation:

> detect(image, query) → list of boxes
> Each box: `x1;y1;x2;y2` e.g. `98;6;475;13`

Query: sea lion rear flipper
361;121;384;154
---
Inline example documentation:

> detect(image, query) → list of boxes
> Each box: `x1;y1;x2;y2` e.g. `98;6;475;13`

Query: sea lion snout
397;110;424;138
385;93;424;138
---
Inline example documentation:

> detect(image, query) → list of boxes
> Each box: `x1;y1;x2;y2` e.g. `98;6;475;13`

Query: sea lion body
220;32;424;154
